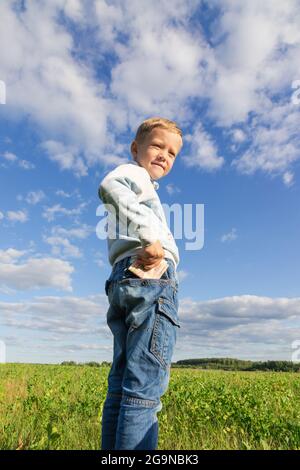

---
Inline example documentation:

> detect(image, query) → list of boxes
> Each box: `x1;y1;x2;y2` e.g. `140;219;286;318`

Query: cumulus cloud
221;227;237;243
23;190;46;205
177;270;189;282
174;294;300;360
6;210;28;223
55;189;82;199
1;0;300;183
0;151;35;170
41;140;88;178
182;123;224;171
49;224;94;239
231;101;300;176
42;202;88;222
43;236;82;259
0;255;74;291
1;293;300;361
231;128;247;144
0;294;108;336
0;248;27;264
283;171;294;187
41;224;94;259
1;151;17;162
166;183;181;195
179;295;300;332
18;160;35;170
0;0;119;170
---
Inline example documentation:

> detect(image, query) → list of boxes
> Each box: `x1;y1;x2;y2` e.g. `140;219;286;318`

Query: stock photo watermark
0;341;6;363
0;80;6;105
96;202;204;251
291;80;300;105
291;340;300;363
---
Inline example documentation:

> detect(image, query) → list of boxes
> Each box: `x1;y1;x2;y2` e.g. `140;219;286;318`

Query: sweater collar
131;161;159;190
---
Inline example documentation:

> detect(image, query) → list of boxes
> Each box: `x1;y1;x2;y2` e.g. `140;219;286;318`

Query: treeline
174;358;300;372
61;361;111;367
60;358;300;372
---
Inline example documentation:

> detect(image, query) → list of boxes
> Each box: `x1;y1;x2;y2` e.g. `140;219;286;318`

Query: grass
0;363;300;450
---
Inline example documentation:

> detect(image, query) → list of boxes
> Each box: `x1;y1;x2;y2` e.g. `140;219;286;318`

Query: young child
98;117;183;450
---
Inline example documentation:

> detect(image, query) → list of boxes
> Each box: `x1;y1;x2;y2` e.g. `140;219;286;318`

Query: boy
98;117;183;450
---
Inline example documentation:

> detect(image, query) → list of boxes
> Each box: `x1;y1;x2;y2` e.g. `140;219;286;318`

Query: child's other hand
135;240;165;270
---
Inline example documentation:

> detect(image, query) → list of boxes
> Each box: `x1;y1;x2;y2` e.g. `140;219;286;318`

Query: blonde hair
134;117;183;145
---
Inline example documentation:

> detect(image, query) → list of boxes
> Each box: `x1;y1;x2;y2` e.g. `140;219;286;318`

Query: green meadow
1;363;300;450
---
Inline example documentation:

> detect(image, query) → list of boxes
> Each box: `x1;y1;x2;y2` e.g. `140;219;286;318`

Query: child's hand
135;240;165;270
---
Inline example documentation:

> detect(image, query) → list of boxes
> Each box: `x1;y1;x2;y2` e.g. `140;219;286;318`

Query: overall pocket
150;297;180;370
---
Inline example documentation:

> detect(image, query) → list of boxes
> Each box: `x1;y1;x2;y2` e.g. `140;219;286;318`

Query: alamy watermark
0;80;6;105
0;341;6;363
291;80;300;105
96;201;204;251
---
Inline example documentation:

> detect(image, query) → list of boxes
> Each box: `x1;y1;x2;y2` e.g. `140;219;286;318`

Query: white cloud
182;123;224;171
0;294;108;336
25;190;46;205
50;224;94;239
63;0;84;21
1;293;300;361
0;0;208;175
93;250;106;269
1;151;17;162
6;210;28;223
0;256;74;292
165;183;181;195
55;190;72;198
18;159;35;170
0;248;27;264
177;270;188;282
173;294;300;360
221;228;237;243
208;0;300;181
0;1;111;172
1;0;300;183
44;236;82;259
231;128;247;143
179;295;300;330
231;101;300;177
42;202;88;222
209;0;300;124
41;140;88;177
0;211;4;221
42;225;93;259
283;171;294;187
0;151;35;170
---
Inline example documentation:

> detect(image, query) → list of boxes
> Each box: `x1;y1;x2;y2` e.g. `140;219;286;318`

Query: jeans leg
101;303;127;450
101;256;180;450
114;298;178;450
115;395;162;450
101;392;122;450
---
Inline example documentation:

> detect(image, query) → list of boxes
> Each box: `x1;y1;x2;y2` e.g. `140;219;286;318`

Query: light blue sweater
98;162;179;269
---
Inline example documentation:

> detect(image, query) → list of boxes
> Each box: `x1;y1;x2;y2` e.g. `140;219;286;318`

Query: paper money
127;258;168;279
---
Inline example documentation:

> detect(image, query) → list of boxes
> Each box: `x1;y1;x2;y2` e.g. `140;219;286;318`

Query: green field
1;363;300;450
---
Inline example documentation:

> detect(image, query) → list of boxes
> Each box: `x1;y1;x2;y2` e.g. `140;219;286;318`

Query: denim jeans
101;255;180;450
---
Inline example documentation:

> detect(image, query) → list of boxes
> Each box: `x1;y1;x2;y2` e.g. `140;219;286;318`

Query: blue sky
1;0;300;364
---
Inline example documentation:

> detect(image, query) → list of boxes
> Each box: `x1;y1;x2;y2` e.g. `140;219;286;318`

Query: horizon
1;0;300;364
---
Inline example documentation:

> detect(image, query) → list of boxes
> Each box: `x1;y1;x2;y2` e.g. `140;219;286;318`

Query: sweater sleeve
98;168;158;247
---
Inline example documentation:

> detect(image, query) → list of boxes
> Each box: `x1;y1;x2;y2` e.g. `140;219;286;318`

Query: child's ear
131;141;137;160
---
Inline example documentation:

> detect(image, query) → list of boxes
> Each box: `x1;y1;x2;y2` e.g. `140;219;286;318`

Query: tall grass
0;364;299;450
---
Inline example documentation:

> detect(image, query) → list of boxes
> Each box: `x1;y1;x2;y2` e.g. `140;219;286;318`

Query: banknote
127;257;168;279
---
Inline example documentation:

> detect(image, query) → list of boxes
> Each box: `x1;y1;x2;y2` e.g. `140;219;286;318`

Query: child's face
131;128;182;180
